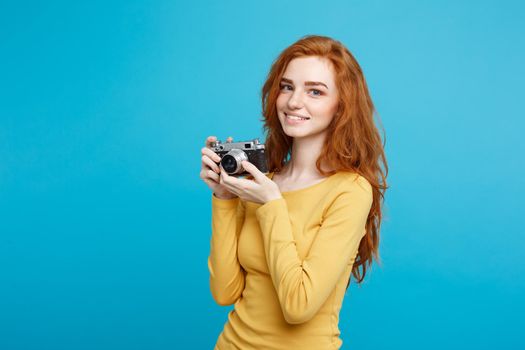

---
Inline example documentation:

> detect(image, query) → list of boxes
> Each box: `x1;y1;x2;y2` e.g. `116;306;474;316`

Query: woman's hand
199;135;238;200
219;160;282;204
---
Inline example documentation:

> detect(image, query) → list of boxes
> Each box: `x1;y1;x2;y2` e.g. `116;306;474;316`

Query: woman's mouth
285;113;310;125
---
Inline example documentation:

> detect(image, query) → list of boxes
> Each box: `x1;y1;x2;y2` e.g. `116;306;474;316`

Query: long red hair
259;35;389;288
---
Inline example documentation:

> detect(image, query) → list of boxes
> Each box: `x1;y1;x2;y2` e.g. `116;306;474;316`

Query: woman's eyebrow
281;77;328;89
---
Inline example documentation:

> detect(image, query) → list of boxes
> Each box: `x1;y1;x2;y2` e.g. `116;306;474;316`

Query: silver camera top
210;138;265;152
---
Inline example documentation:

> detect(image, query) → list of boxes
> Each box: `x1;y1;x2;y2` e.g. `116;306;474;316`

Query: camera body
210;138;269;177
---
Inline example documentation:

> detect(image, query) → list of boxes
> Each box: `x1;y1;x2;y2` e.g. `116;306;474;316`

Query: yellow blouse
208;171;373;350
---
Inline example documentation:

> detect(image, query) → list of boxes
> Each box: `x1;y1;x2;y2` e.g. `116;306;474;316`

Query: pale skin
199;56;340;204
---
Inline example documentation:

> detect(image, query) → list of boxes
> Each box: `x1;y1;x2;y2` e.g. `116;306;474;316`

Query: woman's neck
280;133;332;180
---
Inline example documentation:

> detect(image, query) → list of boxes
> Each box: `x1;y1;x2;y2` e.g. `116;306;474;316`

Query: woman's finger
205;135;217;147
219;168;229;185
201;155;220;173
202;177;215;187
201;147;221;163
206;169;220;182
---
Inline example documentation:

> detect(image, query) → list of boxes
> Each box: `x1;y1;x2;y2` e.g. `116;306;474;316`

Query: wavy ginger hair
259;35;388;288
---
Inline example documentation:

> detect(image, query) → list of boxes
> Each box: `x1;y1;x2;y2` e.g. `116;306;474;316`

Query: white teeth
286;114;309;120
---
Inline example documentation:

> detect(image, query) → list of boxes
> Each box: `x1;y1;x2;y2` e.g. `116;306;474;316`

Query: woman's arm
207;193;246;306
255;176;373;324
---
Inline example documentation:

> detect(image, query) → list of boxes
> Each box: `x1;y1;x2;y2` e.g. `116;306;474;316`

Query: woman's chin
283;130;309;139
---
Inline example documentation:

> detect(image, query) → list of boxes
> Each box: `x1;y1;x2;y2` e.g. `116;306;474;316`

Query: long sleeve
208;194;246;306
254;177;373;324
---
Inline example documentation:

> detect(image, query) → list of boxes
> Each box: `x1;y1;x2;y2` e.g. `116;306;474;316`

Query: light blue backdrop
1;1;523;349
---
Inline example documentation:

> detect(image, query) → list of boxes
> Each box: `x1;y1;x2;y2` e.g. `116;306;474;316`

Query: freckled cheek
320;101;338;116
275;96;288;115
276;94;286;107
310;105;336;121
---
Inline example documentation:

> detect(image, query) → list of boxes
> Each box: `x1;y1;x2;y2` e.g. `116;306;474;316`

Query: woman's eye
280;85;322;96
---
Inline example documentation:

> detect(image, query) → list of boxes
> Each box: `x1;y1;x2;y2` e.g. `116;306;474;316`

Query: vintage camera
209;138;269;177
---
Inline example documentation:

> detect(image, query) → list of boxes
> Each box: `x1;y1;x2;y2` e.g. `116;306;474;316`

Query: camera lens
221;155;237;173
220;149;248;175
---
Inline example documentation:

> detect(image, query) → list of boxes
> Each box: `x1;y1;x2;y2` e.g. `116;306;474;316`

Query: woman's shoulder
334;171;373;195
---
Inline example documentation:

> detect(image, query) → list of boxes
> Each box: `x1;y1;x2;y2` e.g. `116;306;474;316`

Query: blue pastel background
1;1;524;349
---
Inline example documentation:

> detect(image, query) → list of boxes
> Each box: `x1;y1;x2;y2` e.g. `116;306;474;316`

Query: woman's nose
287;90;304;109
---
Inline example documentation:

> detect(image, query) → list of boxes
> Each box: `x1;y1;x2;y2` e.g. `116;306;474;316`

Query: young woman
199;35;388;350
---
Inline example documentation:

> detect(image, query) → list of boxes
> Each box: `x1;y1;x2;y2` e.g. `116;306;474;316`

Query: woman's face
276;56;339;139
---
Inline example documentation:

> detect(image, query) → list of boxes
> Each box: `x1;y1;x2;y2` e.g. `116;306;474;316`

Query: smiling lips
285;112;310;120
285;113;310;125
